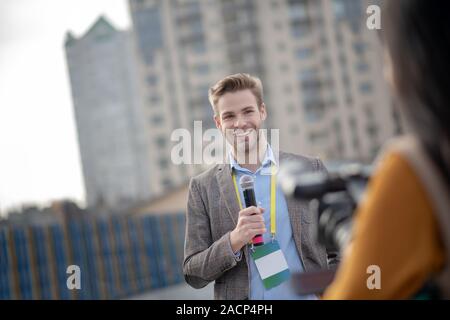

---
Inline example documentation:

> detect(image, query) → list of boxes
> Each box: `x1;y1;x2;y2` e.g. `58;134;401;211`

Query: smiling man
183;73;339;300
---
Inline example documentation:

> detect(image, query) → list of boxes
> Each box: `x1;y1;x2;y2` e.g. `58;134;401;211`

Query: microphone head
239;174;254;190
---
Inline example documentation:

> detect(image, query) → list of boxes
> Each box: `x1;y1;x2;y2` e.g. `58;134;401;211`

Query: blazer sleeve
183;177;239;289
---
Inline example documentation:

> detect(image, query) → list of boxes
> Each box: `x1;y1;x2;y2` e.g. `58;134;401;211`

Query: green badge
250;240;291;289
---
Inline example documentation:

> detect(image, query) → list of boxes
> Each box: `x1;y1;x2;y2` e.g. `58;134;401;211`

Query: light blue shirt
229;145;317;300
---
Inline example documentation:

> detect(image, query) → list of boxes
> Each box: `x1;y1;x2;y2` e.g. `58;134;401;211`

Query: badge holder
250;238;291;290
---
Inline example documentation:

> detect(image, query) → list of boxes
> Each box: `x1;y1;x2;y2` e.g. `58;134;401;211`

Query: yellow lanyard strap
232;165;277;237
270;164;276;236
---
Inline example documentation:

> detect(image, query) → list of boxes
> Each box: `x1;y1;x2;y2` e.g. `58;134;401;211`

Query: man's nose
233;116;246;128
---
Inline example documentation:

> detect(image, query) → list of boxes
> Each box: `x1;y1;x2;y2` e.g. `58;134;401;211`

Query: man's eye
245;110;254;114
223;115;233;120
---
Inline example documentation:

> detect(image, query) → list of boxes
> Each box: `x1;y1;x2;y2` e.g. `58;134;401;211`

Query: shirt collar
229;144;277;172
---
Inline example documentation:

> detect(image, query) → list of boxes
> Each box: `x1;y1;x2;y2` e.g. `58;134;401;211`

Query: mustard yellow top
323;151;445;299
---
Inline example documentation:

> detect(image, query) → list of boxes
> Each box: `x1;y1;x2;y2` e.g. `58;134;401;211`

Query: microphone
239;175;264;246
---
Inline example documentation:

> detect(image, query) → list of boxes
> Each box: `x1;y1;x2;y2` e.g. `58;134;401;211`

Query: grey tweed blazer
183;151;338;300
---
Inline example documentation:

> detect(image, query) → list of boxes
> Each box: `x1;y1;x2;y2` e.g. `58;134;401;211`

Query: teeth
234;130;252;137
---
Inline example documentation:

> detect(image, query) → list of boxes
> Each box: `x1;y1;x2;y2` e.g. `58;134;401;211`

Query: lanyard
232;164;277;238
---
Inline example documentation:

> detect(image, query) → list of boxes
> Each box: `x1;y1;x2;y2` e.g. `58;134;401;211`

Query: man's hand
230;206;266;252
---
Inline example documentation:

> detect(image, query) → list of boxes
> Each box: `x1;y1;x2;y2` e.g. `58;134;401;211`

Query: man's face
214;89;267;156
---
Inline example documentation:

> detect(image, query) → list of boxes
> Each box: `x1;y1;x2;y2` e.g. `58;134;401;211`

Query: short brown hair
208;73;264;115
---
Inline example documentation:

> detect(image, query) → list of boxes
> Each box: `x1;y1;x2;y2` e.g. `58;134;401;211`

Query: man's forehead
220;105;256;114
217;90;258;113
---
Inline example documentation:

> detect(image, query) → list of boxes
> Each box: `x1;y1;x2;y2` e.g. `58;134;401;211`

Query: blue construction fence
0;213;186;299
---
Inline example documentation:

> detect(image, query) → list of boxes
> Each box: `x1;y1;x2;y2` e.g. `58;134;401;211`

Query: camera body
280;161;441;299
279;161;371;253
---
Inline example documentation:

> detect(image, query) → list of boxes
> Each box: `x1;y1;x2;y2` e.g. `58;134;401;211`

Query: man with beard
183;73;338;300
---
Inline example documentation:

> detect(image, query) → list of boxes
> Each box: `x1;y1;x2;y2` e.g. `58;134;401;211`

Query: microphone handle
243;188;264;246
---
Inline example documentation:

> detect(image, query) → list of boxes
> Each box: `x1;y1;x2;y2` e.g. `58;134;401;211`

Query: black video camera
279;161;442;299
278;161;372;253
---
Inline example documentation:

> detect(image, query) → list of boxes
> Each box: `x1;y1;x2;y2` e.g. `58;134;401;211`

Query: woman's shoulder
373;135;449;221
365;143;434;218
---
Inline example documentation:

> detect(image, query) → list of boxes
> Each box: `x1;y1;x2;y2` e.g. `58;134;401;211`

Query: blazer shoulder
190;163;225;187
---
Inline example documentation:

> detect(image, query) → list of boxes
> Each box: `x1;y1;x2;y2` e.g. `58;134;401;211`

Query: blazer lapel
279;152;310;270
285;196;304;252
216;164;241;226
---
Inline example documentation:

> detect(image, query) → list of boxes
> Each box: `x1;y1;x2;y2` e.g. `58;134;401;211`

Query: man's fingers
241;215;264;224
245;222;266;231
239;206;264;217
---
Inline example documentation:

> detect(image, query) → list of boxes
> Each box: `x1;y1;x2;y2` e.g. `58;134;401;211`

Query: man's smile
232;129;254;138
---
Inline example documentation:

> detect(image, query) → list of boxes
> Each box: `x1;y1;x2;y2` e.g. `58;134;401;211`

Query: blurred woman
323;0;450;299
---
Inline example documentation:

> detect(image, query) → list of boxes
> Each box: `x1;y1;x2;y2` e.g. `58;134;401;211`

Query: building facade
129;0;401;169
65;17;153;210
66;0;401;210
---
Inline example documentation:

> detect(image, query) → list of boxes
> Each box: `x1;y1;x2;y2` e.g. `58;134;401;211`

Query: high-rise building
64;17;153;210
129;0;401;169
130;0;400;169
66;1;401;210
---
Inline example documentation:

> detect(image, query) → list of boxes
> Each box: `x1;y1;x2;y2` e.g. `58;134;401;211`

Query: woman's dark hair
383;0;450;186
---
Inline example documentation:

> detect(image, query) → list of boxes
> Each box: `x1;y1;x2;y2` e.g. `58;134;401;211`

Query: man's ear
260;103;267;121
214;115;222;130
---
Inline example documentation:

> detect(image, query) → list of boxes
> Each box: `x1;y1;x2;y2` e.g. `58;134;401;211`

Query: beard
225;128;262;165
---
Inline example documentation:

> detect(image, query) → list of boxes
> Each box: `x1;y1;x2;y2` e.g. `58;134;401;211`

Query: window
159;158;169;169
333;119;341;133
338;53;347;66
151;115;164;125
365;105;374;120
345;94;353;106
371;145;380;159
356;62;369;72
194;64;209;75
359;82;373;94
296;48;313;60
342;74;350;88
333;0;346;18
134;6;163;65
162;178;172;188
353;137;360;150
286;104;296;114
335;32;343;46
349;116;356;128
289;2;308;21
155;136;166;148
149;95;160;105
322;57;331;68
353;42;366;55
309;131;328;145
304;101;325;123
367;124;378;138
190;20;203;35
191;41;206;54
298;68;318;82
147;75;158;86
291;21;311;38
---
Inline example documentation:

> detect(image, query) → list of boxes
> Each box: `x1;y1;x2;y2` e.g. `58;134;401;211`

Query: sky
0;0;131;215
